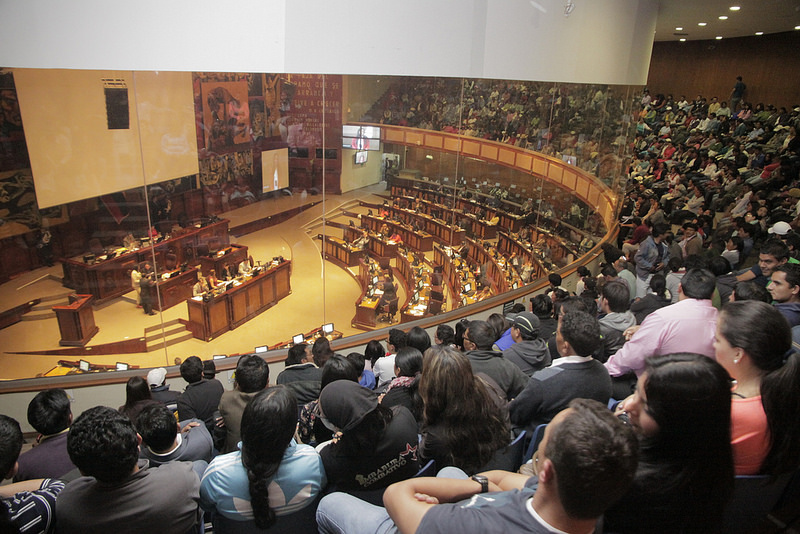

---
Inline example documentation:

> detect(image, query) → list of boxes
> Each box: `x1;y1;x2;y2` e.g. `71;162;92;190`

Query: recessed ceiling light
719;15;728;20
680;38;686;42
716;36;723;40
755;31;764;35
729;6;740;11
676;26;683;30
796;25;800;30
698;22;707;26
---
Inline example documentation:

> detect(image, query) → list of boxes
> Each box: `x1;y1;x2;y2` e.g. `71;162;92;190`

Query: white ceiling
655;0;800;41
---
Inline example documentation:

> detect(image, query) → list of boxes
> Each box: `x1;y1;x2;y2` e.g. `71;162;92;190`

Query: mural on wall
0;168;39;239
201;80;251;151
0;71;30;174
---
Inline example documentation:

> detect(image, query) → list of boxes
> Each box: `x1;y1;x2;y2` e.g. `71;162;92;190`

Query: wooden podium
53;294;99;346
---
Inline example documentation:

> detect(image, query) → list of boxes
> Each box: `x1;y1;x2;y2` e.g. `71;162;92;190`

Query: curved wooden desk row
185;260;291;341
61;219;231;304
392;195;499;240
359;201;467;249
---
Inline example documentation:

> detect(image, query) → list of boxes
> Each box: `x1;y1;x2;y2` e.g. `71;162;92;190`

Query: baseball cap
146;367;167;387
768;221;792;236
513;312;541;337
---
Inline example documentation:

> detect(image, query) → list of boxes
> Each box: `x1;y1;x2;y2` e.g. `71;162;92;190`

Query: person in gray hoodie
502;312;552;376
598;281;637;362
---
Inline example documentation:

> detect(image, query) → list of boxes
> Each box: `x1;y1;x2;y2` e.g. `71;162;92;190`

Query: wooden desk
53;294;98;346
144;268;199;312
62;219;230;303
368;237;398;260
322;235;365;268
198;244;248;277
186;260;291;341
353;296;380;329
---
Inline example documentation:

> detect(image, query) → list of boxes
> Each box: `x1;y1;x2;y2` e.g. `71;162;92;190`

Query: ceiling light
719;15;728;20
729;6;740;11
698;22;707;26
755;31;764;35
676;26;683;30
716;36;723;40
796;25;800;30
680;38;686;42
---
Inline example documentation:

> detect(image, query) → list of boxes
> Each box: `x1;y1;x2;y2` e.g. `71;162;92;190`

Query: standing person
130;263;142;308
138;263;156;315
730;76;746;112
634;223;670;299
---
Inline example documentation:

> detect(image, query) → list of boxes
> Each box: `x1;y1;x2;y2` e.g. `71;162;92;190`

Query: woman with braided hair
200;385;326;528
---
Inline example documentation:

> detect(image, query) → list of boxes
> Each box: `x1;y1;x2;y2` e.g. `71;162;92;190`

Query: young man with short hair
177;355;224;436
276;343;322;405
136;403;213;475
769;263;800;326
737;239;790;287
218;354;270;453
56;406;201;534
14;388;76;482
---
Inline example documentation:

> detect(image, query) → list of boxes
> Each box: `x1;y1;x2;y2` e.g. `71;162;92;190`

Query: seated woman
713;300;800;476
418;345;510;475
200;386;326;527
206;269;220;290
380;347;423;424
607;353;734;533
118;376;160;425
316;380;419;493
297;355;361;445
193;276;210;296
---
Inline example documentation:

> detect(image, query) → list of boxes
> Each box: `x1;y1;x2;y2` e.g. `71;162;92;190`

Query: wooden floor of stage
0;184;402;380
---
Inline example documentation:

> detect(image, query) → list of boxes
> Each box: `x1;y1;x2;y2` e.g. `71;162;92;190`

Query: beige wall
340;148;382;193
13;69;198;209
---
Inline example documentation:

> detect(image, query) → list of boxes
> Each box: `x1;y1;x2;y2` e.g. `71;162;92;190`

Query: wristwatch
471;474;489;493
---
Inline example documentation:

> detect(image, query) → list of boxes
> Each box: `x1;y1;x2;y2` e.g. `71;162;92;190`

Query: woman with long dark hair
380;347;423;423
118;376;158;425
418;345;510;474
606;353;734;533
714;300;800;475
200;386;325;528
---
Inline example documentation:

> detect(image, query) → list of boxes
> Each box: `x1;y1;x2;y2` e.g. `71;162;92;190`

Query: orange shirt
731;395;769;475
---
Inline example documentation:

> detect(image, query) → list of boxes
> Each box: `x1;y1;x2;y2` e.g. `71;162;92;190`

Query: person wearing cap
315;380;419;493
501;312;551;377
768;220;793;238
147;367;180;407
509;310;611;431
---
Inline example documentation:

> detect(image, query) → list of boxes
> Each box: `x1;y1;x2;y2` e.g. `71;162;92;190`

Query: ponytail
761;351;800;475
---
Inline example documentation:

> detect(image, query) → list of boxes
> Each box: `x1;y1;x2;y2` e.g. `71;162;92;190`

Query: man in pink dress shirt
605;269;718;398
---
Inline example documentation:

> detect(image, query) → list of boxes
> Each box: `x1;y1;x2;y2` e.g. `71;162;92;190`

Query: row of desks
186;260;292;341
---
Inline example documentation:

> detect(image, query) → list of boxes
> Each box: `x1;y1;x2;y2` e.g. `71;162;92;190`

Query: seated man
463;320;529;401
769;263;800;326
501;311;552;376
276;343;322;405
736;239;790;287
177;356;224;436
510;310;612;431
56;406;200;534
597;280;637;362
14;388;77;482
136;403;213;477
0;414;65;534
316;398;639;534
146;367;180;409
218;354;270;453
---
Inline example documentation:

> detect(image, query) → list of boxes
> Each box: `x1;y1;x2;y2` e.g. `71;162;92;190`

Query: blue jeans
316;492;397;534
316;468;469;534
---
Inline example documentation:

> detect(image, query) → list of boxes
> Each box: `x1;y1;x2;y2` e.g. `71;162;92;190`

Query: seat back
430;289;444;302
431;272;443;286
523;423;548;463
379;257;391;269
479;430;526;472
389;298;399;316
428;300;443;315
165;253;178;270
723;472;794;534
212;495;320;533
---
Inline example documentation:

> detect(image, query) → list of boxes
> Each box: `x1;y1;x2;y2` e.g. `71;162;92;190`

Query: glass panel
0;69;637;381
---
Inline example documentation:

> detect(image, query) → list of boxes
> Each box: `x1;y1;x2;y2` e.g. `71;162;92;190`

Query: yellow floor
0;185;391;380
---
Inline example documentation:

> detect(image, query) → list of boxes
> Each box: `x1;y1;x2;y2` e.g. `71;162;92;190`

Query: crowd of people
3;83;800;533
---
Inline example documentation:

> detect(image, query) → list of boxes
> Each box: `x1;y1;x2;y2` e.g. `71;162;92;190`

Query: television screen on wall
343;125;381;151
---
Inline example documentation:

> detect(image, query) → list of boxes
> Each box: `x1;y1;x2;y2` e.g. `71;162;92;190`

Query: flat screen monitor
79;360;90;372
292;334;305;345
342;125;381;151
354;150;368;165
464;283;472;293
372;276;379;285
322;323;334;335
254;345;268;354
261;147;290;193
115;362;129;371
212;354;227;360
461;297;468;307
562;154;577;165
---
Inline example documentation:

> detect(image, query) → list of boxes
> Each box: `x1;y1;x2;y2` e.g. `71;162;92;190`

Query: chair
414;459;436;477
195;243;210;258
430;289;444;302
479;430;526;473
428;299;443;315
378;257;391;270
211;495;321;533
723;472;794;534
379;297;399;323
523;423;548;463
88;237;104;255
431;272;443;287
165;253;178;270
